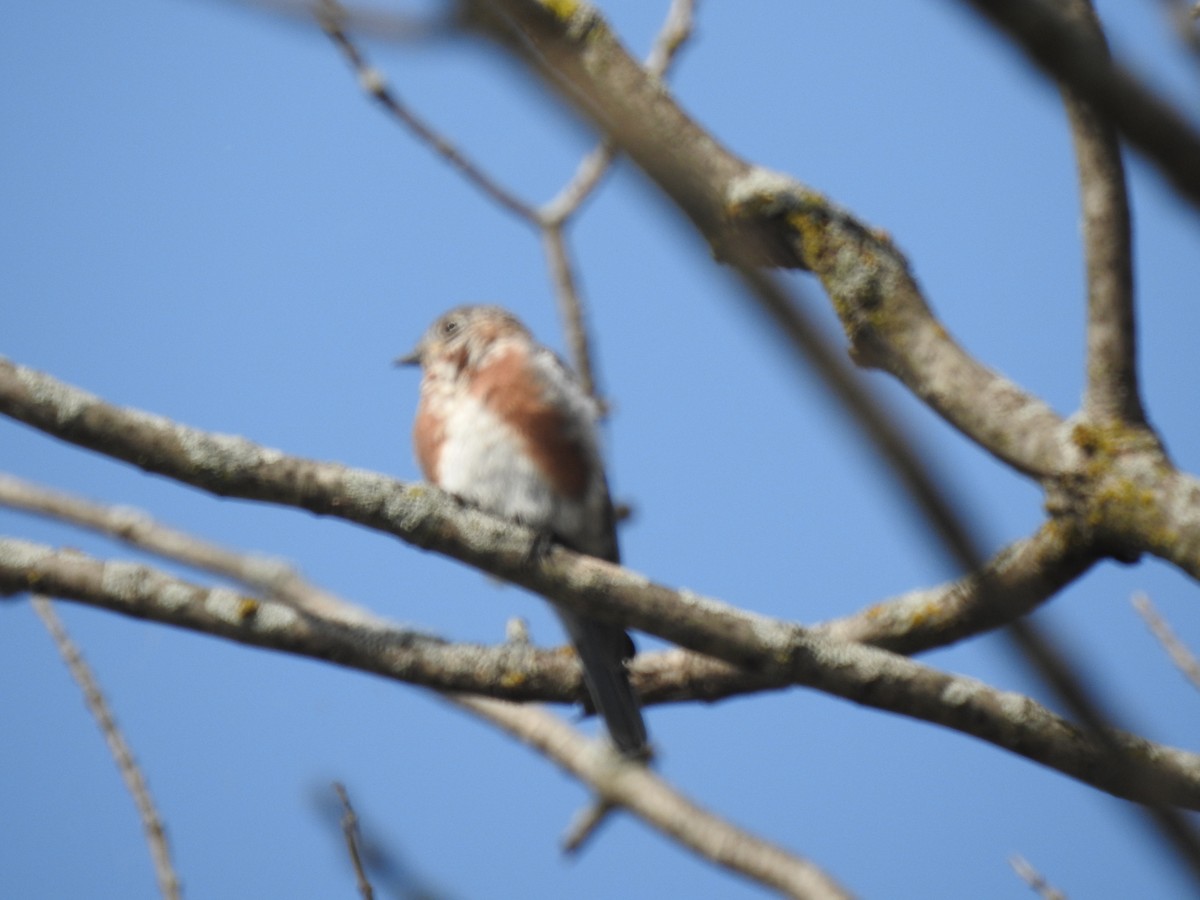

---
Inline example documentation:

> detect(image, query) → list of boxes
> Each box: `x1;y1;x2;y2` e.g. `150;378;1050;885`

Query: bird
397;305;650;760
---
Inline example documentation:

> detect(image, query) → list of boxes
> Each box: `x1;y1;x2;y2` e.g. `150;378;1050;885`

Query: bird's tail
557;610;650;760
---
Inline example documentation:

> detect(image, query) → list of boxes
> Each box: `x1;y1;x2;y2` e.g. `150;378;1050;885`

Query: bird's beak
394;345;422;368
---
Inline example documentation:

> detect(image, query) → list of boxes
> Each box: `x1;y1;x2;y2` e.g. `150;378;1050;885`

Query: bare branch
2;539;590;702
1005;614;1200;880
1010;854;1066;900
7;538;1200;811
451;694;853;899
31;596;182;900
540;223;599;396
19;561;845;897
536;0;697;395
0;474;381;627
1134;593;1200;692
318;0;538;224
1054;448;1200;581
562;797;615;853
314;782;450;900
538;0;697;224
947;0;1200;213
734;267;998;572
333;783;375;900
819;522;1098;653
468;1;779;260
242;0;451;41
1054;1;1143;425
540;141;618;225
643;0;698;77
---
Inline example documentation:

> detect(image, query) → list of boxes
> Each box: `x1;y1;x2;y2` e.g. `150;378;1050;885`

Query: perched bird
397;305;649;759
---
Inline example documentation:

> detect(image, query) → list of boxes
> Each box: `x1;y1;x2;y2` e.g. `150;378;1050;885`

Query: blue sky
3;1;1200;897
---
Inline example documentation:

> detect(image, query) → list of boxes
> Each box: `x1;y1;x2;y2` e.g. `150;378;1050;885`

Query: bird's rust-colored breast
469;346;591;499
412;395;446;485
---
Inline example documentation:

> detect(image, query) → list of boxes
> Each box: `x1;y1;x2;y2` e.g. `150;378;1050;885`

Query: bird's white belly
436;392;560;529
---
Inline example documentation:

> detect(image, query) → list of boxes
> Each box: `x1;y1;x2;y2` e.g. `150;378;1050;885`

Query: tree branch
31;596;182;900
0;469;1098;711
819;521;1098;653
948;0;1200;213
6;538;1200;811
20;544;848;897
462;3;1070;478
537;0;696;225
539;222;600;397
411;4;1200;874
331;783;375;900
1134;593;1200;692
1009;854;1065;900
451;693;853;899
2;539;599;701
320;0;696;401
319;0;539;224
1055;0;1143;425
4;358;1200;812
0;473;382;627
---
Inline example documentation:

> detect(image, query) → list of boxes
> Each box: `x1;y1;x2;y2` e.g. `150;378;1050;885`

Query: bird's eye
440;317;461;338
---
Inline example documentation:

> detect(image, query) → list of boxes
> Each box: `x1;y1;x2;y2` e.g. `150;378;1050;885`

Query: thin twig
644;0;699;76
1010;854;1067;899
1134;593;1200;692
333;783;375;900
540;223;599;397
450;694;852;899
31;596;182;900
539;141;619;225
244;0;452;40
1007;616;1200;881
314;782;451;899
536;0;697;394
539;0;697;224
0;473;382;627
318;0;538;223
561;798;615;853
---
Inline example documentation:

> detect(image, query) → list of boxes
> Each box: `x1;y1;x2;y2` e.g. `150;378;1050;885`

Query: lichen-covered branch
464;3;1070;478
17;553;850;898
6;538;1200;810
1048;423;1200;577
0;470;1095;710
820;522;1098;653
3;539;592;700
